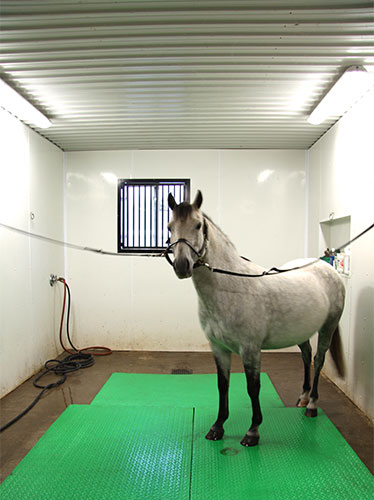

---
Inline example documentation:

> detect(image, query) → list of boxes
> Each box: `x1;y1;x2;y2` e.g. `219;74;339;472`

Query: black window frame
117;178;190;254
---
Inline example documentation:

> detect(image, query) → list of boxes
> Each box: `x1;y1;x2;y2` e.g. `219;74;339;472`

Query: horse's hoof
240;433;259;447
305;407;318;418
205;427;224;441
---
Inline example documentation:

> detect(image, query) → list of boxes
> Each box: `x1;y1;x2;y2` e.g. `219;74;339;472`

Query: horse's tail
329;325;345;378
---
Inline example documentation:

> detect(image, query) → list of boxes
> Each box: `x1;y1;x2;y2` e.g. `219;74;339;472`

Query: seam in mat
189;407;196;500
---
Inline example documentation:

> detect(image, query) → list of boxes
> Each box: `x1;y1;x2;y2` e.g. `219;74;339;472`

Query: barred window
117;179;190;253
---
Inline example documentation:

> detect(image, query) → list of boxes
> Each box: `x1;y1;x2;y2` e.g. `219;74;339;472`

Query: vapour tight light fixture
0;78;52;129
308;66;372;125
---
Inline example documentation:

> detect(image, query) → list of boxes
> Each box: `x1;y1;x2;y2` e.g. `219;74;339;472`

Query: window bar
136;185;140;247
141;185;145;248
131;186;135;248
122;184;125;249
157;185;161;248
124;184;128;248
125;186;128;248
149;185;152;248
140;186;142;248
164;184;167;245
151;186;155;248
162;185;166;246
144;185;148;248
173;183;177;220
166;184;171;244
125;185;129;248
137;185;140;248
155;185;159;249
133;185;136;248
121;186;125;249
161;185;165;248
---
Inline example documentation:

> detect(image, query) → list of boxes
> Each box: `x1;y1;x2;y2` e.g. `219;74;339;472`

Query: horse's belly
261;305;328;349
261;330;315;350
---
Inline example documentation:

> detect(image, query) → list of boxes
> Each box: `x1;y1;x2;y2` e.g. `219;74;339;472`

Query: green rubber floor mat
191;407;374;500
91;372;284;408
1;405;193;500
2;377;372;500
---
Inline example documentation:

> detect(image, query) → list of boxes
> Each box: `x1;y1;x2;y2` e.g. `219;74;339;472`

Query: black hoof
305;407;318;418
240;433;259;447
205;427;224;441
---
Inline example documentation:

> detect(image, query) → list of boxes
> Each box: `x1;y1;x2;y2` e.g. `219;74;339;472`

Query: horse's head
167;190;206;279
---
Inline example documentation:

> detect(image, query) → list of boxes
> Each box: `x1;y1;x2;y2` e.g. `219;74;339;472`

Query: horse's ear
193;190;203;210
168;193;177;210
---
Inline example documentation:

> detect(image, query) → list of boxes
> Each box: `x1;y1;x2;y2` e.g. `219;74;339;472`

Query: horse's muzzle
173;257;193;279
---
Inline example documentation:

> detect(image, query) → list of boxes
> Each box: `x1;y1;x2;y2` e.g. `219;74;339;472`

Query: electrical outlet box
334;252;351;277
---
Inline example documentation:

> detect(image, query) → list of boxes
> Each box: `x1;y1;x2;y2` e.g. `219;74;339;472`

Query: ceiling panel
1;0;373;151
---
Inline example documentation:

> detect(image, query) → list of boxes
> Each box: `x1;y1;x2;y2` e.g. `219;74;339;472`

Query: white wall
307;89;374;418
64;149;306;352
0;110;64;398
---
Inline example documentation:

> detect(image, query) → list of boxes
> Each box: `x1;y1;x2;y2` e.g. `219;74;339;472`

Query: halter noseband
163;220;208;269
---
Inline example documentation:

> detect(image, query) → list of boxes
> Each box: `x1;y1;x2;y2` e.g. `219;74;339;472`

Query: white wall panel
220;150;306;267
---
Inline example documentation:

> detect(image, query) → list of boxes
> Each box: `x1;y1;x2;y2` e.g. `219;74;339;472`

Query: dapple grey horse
167;191;345;447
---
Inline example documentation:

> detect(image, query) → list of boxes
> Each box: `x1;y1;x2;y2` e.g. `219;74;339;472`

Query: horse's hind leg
305;348;326;418
297;341;312;407
305;321;340;418
205;347;231;441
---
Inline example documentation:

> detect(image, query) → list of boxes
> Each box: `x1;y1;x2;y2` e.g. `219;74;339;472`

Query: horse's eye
195;222;202;230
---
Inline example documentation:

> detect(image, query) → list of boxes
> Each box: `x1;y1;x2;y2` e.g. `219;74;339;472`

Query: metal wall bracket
49;274;58;287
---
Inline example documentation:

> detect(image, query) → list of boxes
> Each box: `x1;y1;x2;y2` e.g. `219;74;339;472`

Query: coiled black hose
0;278;110;433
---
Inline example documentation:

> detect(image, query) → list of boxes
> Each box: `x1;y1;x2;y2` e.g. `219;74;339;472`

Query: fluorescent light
0;78;52;129
307;66;372;125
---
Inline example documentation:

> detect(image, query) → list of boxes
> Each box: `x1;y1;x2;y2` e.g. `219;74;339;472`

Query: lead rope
1;220;373;278
164;220;374;278
0;222;164;258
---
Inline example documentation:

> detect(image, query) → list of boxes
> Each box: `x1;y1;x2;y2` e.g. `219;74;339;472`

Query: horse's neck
205;221;241;268
195;219;264;279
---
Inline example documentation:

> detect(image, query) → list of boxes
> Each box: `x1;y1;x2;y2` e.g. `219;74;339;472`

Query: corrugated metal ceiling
1;0;373;151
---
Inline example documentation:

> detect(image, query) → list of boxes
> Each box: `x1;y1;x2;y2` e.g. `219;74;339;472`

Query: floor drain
220;447;240;456
171;368;193;375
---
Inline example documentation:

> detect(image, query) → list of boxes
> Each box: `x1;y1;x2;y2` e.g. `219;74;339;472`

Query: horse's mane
203;213;237;251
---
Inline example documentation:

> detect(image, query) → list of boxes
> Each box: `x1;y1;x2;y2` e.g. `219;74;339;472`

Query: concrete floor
1;351;373;483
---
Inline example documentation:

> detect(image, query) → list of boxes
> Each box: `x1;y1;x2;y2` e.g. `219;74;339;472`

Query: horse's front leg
241;349;262;447
206;348;232;441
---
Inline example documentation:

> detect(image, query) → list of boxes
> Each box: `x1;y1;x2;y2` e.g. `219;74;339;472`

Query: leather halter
163;220;208;269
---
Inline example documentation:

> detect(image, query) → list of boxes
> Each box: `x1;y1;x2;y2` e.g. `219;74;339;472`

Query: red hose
58;278;112;356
